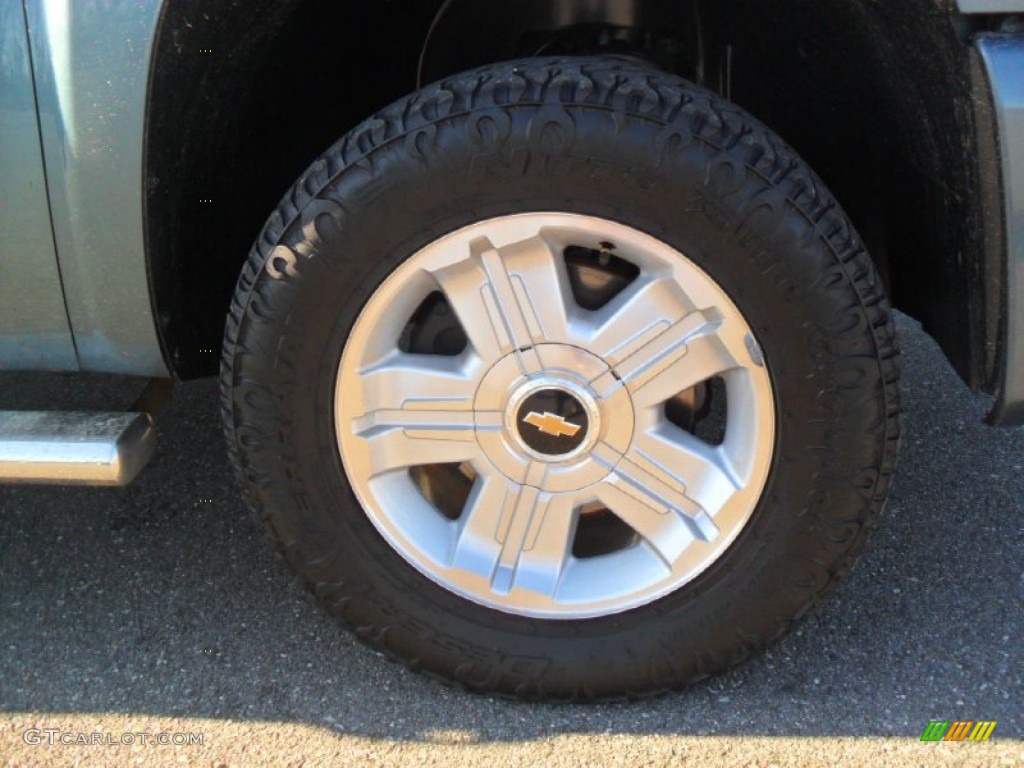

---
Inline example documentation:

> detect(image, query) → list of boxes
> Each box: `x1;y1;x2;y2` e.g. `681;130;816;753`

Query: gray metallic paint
24;0;167;376
0;1;76;370
978;35;1024;424
957;1;1024;13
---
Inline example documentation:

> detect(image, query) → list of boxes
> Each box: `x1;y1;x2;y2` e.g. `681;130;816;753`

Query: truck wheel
221;56;900;699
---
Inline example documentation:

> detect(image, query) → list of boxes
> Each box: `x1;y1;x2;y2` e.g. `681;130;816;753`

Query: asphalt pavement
0;312;1021;767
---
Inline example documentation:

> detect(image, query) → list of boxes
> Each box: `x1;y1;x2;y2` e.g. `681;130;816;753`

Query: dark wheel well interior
145;0;445;377
146;0;1003;393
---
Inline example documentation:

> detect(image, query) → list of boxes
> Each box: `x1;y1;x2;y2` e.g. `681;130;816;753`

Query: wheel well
145;0;445;377
147;0;1002;392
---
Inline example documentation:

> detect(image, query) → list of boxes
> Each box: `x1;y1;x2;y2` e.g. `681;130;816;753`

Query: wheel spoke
453;475;576;598
587;276;693;364
352;409;480;476
347;353;486;475
431;235;571;368
508;492;577;598
355;352;479;413
451;474;513;576
630;426;740;515
610;316;736;407
633;326;739;408
594;481;697;568
598;453;720;548
500;232;574;343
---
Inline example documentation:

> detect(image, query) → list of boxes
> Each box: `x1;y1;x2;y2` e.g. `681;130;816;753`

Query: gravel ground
0;312;1021;767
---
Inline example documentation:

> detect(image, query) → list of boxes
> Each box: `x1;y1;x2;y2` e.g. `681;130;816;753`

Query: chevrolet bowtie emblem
522;411;582;438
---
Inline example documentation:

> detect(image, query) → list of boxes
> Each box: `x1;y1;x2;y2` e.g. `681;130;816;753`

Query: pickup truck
2;0;1022;700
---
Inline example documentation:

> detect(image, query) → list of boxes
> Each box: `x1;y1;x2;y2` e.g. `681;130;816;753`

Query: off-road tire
220;56;901;700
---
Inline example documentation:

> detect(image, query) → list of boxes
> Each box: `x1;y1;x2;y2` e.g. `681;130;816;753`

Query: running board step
0;411;155;486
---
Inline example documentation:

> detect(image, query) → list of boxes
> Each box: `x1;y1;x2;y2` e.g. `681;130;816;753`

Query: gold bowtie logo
522;411;581;438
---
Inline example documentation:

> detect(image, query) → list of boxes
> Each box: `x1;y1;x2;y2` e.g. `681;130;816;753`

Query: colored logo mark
522;411;581;438
920;720;997;742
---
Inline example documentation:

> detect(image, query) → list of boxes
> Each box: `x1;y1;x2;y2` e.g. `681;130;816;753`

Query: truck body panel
0;1;76;370
21;0;166;376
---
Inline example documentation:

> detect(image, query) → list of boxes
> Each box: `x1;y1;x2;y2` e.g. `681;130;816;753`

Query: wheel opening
398;291;468;356
564;245;640;310
572;502;639;558
665;375;727;446
410;462;477;521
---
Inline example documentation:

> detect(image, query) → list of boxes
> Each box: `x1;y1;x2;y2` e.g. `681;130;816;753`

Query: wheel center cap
476;346;627;484
515;388;589;456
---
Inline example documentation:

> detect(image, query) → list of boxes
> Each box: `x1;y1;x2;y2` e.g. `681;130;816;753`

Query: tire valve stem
597;240;616;267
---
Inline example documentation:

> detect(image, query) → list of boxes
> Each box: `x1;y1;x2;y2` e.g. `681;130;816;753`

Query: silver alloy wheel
335;213;775;619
